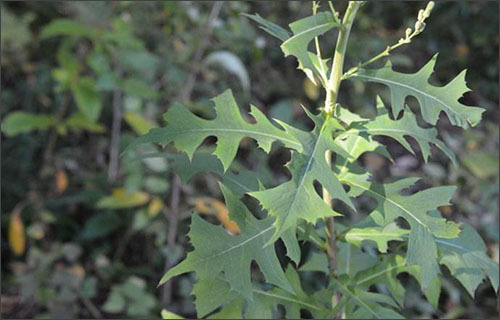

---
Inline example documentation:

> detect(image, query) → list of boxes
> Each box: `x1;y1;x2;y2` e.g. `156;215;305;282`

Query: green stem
322;1;362;316
324;2;361;115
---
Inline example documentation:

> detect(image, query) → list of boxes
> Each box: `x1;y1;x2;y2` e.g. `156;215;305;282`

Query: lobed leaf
437;223;499;296
125;89;302;171
354;254;441;309
349;54;484;128
281;12;339;84
338;165;460;288
345;223;409;253
159;184;295;300
250;108;354;246
338;96;457;165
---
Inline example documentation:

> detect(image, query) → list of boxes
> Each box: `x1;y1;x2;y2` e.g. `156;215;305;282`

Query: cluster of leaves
130;3;499;319
2;2;498;319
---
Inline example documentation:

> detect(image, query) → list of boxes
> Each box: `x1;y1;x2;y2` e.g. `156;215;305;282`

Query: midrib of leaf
253;289;325;311
352;73;462;117
332;279;381;319
340;179;428;230
356;264;406;285
398;234;481;256
224;176;253;193
165;128;302;149
219;160;326;250
338;136;361;176
282;121;327;223
191;226;273;265
341;128;436;144
282;22;336;47
345;243;352;274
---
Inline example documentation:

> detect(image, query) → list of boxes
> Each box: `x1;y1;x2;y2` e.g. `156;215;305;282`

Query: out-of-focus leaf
461;151;499;179
144;176;169;194
2;112;56;136
116;50;159;74
147;197;164;217
204;51;250;94
1;6;33;50
40;19;97;39
55;169;69;194
124;111;156;135
81;212;121;240
8;206;26;256
65;112;106;133
194;197;241;234
97;188;150;209
102;287;126;313
71;77;102;122
120;78;158;99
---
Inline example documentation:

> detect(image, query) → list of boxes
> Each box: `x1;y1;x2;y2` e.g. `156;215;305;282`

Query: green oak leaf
354;254;441;309
194;268;330;319
348;217;499;301
338;165;460;288
338;96;457;165
242;13;290;41
281;12;339;84
344;223;409;253
349;54;484;128
299;251;329;274
250;108;355;246
125;89;302;171
331;277;404;319
192;275;237;318
159;183;294;300
437;223;499;296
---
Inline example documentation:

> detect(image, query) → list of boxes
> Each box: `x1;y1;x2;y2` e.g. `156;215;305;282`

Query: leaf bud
424;2;435;18
426;1;435;12
415;21;424;33
405;28;412;38
418;9;425;21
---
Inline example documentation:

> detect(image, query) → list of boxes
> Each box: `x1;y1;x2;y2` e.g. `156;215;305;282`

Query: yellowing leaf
8;206;26;256
194;197;240;235
124;111;157;135
148;197;164;217
97;189;150;209
55;169;68;194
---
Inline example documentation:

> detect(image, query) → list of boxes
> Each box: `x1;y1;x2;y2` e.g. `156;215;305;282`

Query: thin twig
107;66;124;183
162;174;182;306
180;1;224;102
41;95;68;177
81;297;103;319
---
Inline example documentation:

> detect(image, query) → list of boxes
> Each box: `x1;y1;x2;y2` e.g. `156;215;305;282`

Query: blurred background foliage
1;1;498;319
